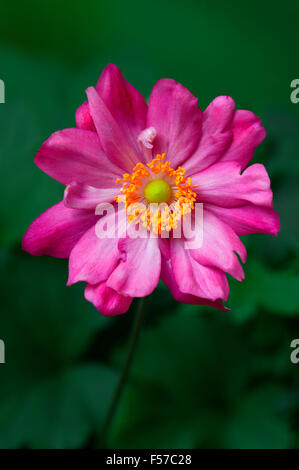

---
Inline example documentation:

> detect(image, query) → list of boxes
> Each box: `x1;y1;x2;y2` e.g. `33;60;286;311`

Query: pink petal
64;182;119;210
75;101;96;132
107;237;161;297
184;96;235;174
96;64;147;151
87;86;145;172
189;209;246;281
158;237;171;260
193;161;273;208
147;79;202;168
170;238;229;301
35;128;121;187
22;201;98;258
219;110;266;169
206;203;280;236
85;281;133;316
76;65;148;168
161;257;228;311
68;209;127;285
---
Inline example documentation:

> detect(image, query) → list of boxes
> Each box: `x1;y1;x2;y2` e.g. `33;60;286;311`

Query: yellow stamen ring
115;154;197;235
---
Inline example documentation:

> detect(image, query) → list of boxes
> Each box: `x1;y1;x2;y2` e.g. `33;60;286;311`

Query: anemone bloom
22;64;279;315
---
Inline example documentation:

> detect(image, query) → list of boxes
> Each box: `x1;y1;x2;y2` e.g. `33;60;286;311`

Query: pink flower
22;64;280;315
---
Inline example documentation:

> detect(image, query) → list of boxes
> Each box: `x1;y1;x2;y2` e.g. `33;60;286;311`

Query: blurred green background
0;0;299;449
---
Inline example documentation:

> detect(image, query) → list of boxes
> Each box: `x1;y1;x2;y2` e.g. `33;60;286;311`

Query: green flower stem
100;296;148;447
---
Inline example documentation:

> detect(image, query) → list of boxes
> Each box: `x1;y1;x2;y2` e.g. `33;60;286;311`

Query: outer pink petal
188;209;246;281
184;96;235;174
35;128;121;187
107;237;161;297
22;201;98;258
75;102;96;132
170;238;229;301
68;209;127;285
85;282;133;316
193;161;273;208
147;79;202;168
86;87;145;172
206;203;280;236
219;110;266;169
161;257;228;311
64;182;119;210
96;64;148;152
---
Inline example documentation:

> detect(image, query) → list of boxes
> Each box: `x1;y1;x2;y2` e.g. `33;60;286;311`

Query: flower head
22;64;280;315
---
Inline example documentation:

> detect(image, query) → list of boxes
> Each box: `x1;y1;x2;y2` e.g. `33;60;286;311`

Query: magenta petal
207;203;280;236
161;257;228;311
220;110;266;169
201;96;235;135
68;209;127;285
158;237;171;260
64;182;119;210
85;282;133;316
107;237;161;297
77;64;147;161
189;210;246;281
75;101;96;132
68;227;119;286
170;238;229;301
86;86;145;171
96;64;147;129
184;96;235;174
22;201;98;258
193;161;273;208
147;79;202;168
35;128;121;187
96;64;147;151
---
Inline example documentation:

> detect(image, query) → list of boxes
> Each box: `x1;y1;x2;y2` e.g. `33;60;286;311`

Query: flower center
144;179;172;203
115;154;197;234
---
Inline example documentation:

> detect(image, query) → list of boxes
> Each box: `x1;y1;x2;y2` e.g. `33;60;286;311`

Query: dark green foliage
0;0;299;449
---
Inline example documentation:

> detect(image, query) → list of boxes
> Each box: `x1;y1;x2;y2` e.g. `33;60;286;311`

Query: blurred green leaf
110;308;297;449
0;0;299;450
0;49;75;246
0;249;116;448
110;310;286;448
0;1;111;63
226;387;291;449
0;249;108;367
0;364;117;449
228;258;299;322
265;110;299;178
